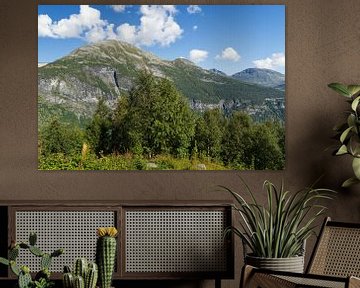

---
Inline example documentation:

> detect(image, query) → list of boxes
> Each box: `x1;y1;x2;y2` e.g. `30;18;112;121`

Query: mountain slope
209;68;227;76
232;68;285;88
38;40;284;125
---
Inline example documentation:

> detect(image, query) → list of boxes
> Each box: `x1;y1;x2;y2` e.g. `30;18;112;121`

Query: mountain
209;68;227;76
38;40;284;126
231;68;285;88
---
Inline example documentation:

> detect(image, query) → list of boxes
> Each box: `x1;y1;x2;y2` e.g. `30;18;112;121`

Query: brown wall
1;0;360;287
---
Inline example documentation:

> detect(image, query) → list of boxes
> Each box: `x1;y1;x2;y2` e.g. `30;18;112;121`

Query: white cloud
193;25;198;31
189;49;208;63
187;5;202;14
38;5;107;41
110;5;127;13
38;5;183;46
38;14;54;37
120;5;183;47
253;52;285;69
116;23;137;44
215;47;240;62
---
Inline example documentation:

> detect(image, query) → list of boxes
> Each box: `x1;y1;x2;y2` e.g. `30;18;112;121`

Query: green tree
86;98;112;155
195;108;226;160
124;72;195;157
39;118;84;156
250;122;284;170
112;95;129;154
221;112;253;169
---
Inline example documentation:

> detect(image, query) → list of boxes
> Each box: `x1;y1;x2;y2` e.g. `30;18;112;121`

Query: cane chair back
307;217;360;278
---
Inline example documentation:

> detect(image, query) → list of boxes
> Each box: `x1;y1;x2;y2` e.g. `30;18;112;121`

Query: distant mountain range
38;40;284;127
232;68;285;89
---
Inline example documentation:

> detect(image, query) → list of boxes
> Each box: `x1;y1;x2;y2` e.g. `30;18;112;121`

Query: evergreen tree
124;72;195;157
112;95;129;154
39;118;83;155
86;98;112;155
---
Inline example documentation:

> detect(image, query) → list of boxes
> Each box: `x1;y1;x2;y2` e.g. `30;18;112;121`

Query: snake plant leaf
342;177;360;188
328;83;351;97
222;179;335;258
351;96;360;111
340;126;353;143
347;85;360;96
336;145;348;155
352;157;360;179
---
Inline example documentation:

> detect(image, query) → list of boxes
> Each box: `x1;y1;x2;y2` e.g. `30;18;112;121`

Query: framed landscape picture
38;4;285;170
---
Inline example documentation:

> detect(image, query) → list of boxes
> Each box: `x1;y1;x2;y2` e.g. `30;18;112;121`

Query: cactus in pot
0;232;63;288
96;227;118;288
62;260;98;288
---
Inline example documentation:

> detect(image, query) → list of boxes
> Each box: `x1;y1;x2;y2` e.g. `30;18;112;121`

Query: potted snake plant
328;83;360;187
222;179;334;273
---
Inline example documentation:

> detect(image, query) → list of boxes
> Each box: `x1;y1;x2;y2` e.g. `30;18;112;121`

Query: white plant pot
245;254;305;273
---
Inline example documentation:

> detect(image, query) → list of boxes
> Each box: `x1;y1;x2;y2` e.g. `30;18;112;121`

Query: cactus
19;270;32;288
63;272;74;288
74;258;87;279
63;260;98;288
9;246;19;260
0;233;63;288
74;275;85;288
41;253;52;270
29;232;37;246
10;260;20;276
51;248;64;258
29;245;44;257
85;263;98;288
96;227;118;288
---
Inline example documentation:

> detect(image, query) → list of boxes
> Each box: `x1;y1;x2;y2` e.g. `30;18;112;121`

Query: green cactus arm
73;275;85;288
10;261;20;276
63;265;72;273
18;271;32;288
41;254;52;270
21;265;30;274
29;232;37;246
29;246;44;257
19;242;30;249
0;257;9;266
50;248;64;257
63;273;74;288
85;262;98;288
74;258;88;279
8;247;19;260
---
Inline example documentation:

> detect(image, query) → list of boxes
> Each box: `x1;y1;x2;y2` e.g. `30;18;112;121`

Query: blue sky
38;5;285;75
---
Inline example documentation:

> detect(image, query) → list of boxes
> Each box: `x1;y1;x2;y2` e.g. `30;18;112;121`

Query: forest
38;72;285;170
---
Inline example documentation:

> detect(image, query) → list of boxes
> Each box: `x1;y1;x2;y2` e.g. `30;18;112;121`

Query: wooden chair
241;217;360;288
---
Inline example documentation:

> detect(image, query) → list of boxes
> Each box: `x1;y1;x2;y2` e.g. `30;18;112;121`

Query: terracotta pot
245;254;304;273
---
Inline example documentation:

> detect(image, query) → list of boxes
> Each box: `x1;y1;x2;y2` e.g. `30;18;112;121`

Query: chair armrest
240;265;296;288
349;276;360;288
240;265;350;288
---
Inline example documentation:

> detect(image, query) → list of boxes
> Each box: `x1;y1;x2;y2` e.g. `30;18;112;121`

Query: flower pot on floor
245;254;305;273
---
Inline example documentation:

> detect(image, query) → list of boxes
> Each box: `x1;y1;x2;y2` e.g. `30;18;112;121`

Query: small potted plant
96;227;118;288
222;179;334;272
0;232;63;288
328;83;360;187
62;258;98;288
